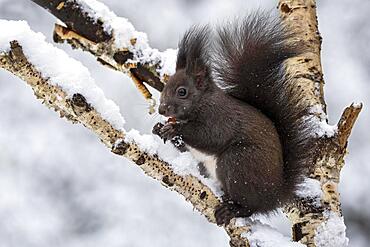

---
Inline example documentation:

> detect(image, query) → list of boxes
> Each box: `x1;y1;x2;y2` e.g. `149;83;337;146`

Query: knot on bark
70;93;92;115
113;50;133;64
112;140;129;155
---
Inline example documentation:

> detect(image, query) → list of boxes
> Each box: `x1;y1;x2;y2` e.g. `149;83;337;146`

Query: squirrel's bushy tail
213;12;316;195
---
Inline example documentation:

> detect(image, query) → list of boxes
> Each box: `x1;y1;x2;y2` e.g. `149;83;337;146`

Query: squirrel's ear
192;59;210;90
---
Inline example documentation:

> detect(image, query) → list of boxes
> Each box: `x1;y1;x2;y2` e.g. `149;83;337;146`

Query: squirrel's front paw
160;123;178;143
152;122;164;137
215;201;252;226
152;122;178;143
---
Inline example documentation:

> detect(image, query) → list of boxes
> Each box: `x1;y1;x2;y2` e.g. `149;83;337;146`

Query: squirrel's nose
158;103;167;115
158;103;174;116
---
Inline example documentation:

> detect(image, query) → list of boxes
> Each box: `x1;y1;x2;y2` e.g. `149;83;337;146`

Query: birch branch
0;36;251;247
279;0;362;246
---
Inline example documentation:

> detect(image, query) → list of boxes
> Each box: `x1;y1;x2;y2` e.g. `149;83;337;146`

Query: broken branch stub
30;0;166;107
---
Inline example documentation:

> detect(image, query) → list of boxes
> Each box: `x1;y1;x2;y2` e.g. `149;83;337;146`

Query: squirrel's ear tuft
176;25;211;81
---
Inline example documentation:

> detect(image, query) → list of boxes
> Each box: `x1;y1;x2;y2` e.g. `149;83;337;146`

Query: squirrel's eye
176;87;188;98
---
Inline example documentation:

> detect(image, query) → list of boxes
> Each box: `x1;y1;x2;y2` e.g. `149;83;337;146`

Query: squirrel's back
213;12;316;197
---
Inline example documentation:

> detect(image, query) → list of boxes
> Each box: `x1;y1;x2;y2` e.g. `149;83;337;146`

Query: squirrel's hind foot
214;200;253;226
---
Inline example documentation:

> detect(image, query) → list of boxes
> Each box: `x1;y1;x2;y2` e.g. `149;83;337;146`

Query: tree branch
279;0;362;246
32;0;111;42
0;39;251;247
30;0;172;111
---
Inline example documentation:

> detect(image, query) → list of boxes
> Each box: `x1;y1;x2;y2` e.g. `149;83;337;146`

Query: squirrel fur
152;12;316;225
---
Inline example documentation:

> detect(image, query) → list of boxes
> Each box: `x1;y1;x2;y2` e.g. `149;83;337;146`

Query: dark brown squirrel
152;12;316;226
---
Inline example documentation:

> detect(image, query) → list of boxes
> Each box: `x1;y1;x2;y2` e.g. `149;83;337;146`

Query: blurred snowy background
0;0;369;246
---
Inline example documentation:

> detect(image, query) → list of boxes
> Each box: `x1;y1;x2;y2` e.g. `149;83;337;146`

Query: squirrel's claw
214;201;252;226
215;201;236;226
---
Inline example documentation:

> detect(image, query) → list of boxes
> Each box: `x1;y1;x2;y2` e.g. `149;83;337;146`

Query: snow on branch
30;0;176;111
0;19;307;247
0;20;124;129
